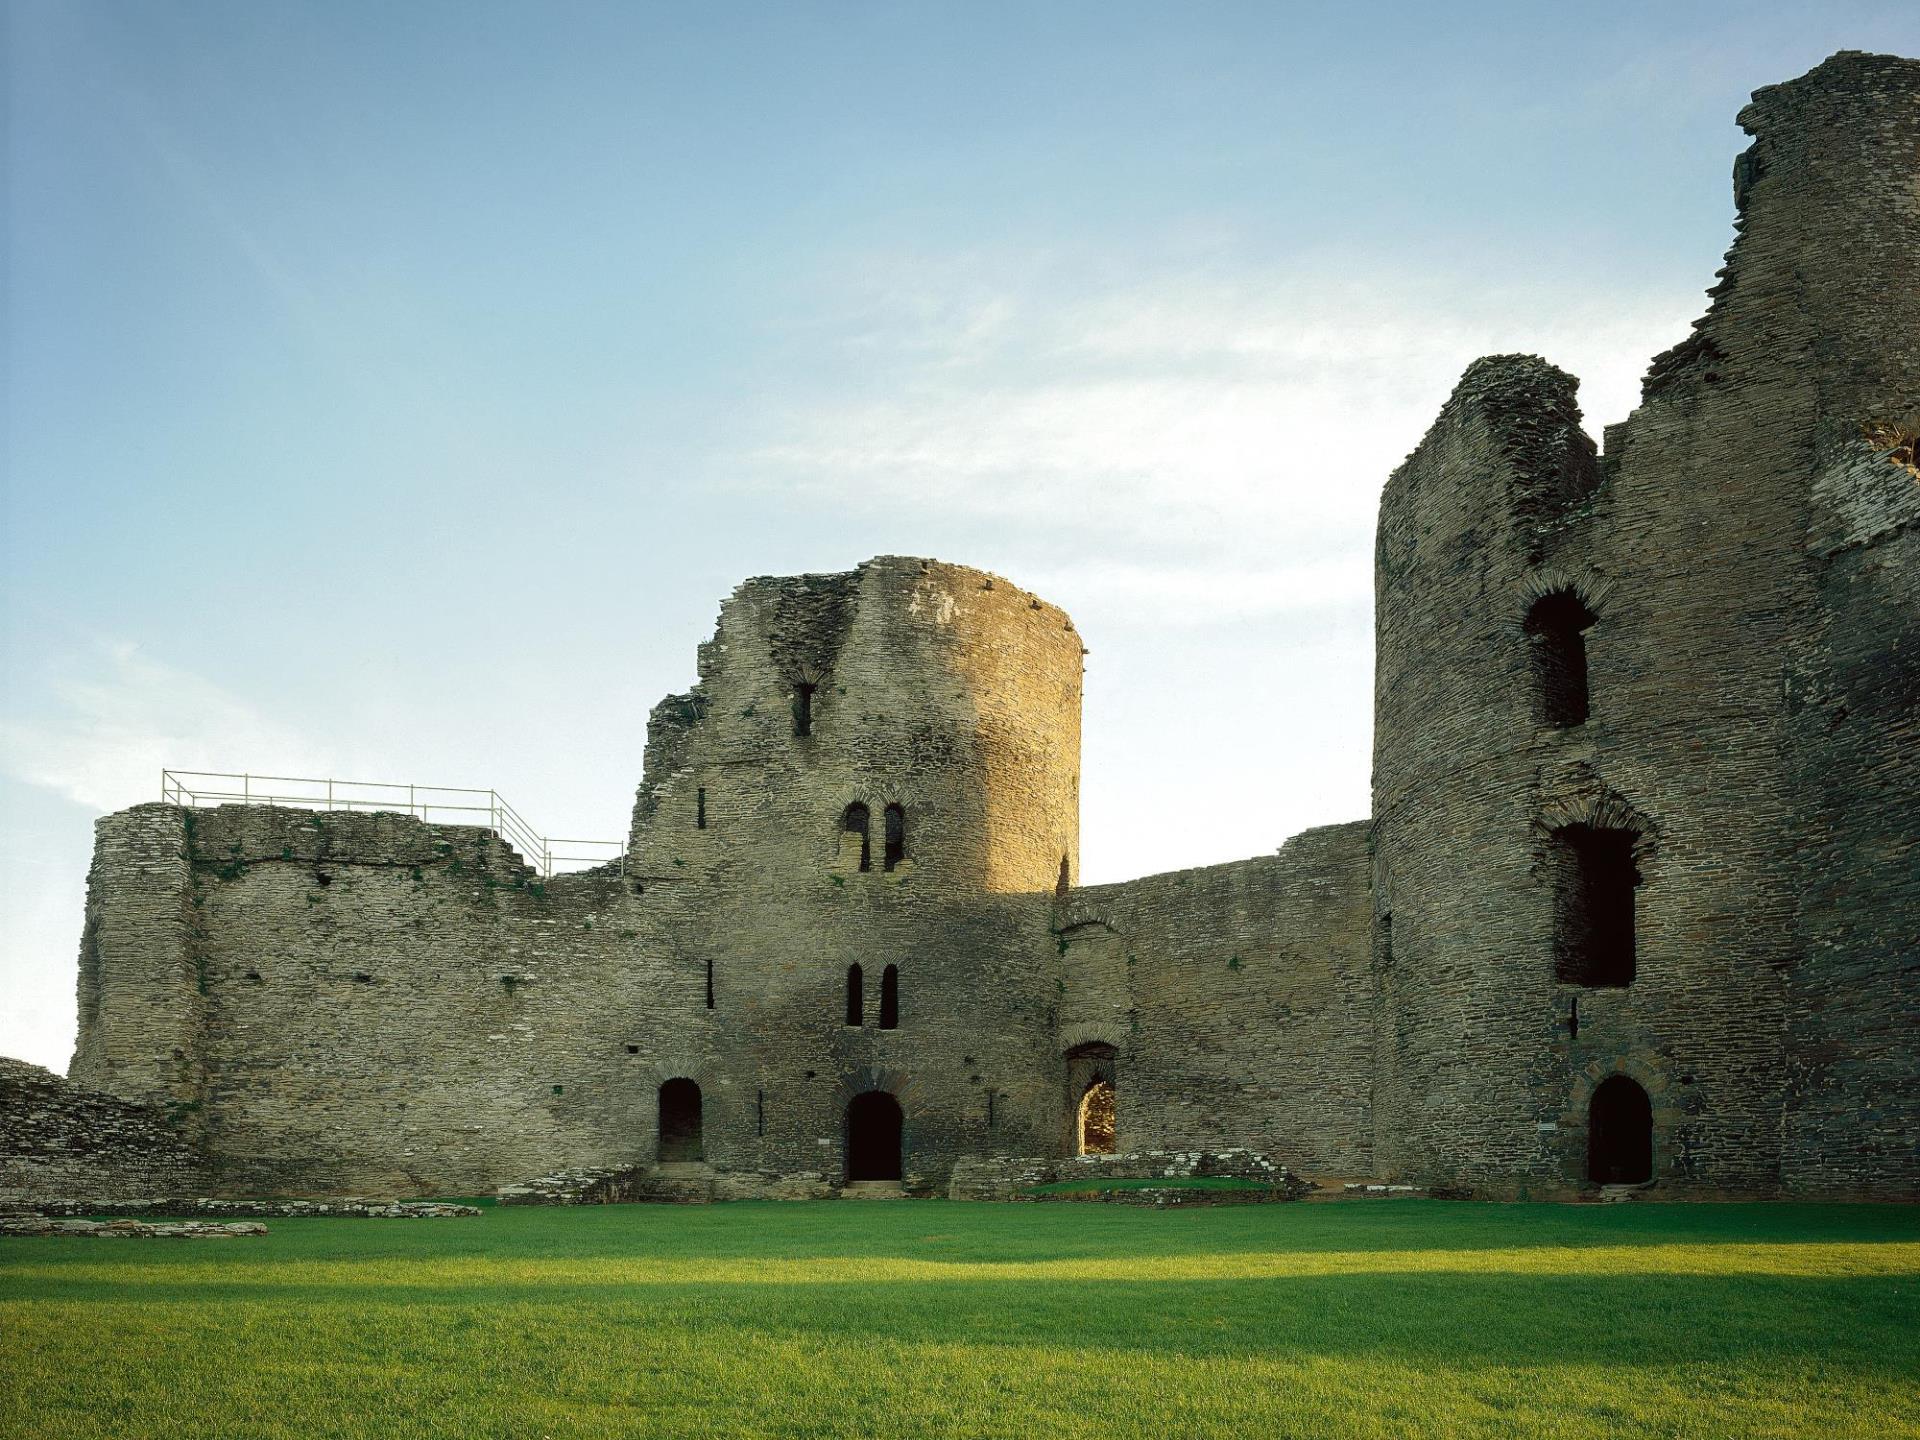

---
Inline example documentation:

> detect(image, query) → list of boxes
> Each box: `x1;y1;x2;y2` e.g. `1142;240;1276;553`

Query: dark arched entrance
845;1091;903;1181
658;1078;703;1163
1588;1075;1652;1184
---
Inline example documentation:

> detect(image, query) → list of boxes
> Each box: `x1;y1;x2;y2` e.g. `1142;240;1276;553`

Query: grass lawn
3;1200;1917;1439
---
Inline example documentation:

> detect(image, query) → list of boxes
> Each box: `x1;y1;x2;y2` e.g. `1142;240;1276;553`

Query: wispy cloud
0;641;335;814
737;254;1699;621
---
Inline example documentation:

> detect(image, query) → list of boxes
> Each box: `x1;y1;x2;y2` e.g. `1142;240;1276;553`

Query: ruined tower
1370;50;1919;1198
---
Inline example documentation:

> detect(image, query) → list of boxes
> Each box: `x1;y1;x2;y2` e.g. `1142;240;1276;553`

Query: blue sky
4;1;1915;1069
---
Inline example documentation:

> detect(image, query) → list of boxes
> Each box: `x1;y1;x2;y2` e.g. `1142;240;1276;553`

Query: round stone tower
628;554;1082;896
618;555;1084;1192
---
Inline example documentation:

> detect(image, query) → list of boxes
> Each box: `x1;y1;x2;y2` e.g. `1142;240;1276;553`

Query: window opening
883;804;905;871
1551;823;1639;987
842;803;871;871
1525;591;1597;728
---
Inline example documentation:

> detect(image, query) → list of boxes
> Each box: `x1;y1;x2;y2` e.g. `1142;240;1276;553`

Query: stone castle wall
1;1057;203;1205
44;52;1919;1203
1067;823;1375;1177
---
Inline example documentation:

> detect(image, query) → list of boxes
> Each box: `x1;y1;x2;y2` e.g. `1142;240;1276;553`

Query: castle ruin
19;51;1918;1204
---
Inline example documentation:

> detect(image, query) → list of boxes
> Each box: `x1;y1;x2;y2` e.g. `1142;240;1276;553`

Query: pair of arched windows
841;803;905;872
846;963;899;1029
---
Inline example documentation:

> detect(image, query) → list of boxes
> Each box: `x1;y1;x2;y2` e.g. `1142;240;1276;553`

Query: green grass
1024;1175;1272;1194
3;1201;1917;1439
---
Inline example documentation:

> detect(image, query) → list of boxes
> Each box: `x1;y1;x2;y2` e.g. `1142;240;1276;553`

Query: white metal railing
159;769;623;878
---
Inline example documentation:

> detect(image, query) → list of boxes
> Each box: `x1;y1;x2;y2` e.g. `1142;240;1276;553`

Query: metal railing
159;770;624;878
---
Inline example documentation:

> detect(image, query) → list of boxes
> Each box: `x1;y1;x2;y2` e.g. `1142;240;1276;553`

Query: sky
4;1;1915;1071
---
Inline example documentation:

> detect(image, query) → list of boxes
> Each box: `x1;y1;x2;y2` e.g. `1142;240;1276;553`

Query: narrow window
657;1078;703;1163
705;956;715;1009
1524;591;1597;727
879;964;899;1029
1550;824;1639;986
842;803;871;871
846;964;864;1026
883;804;905;871
696;787;707;829
1055;854;1070;898
756;1088;765;1137
793;682;816;737
986;1089;995;1129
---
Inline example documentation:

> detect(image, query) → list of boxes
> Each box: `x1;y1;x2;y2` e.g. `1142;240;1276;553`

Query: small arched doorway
1588;1075;1652;1184
1078;1079;1116;1155
658;1078;703;1163
1064;1041;1118;1156
845;1091;903;1181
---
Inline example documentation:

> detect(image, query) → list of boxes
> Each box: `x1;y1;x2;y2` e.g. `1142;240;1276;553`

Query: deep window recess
657;1079;703;1163
883;804;905;871
846;964;864;1027
1525;591;1597;727
1550;823;1640;987
1588;1075;1652;1184
793;682;816;737
879;964;899;1030
842;803;871;871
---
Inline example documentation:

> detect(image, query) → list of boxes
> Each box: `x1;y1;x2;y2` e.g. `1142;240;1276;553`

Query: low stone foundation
1;1216;265;1239
16;1198;481;1219
1031;1185;1289;1208
948;1149;1305;1202
497;1164;835;1205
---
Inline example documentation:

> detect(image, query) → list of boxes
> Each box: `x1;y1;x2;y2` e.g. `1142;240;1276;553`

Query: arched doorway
1064;1041;1118;1156
1078;1079;1116;1155
845;1091;903;1181
1588;1075;1652;1184
658;1078;703;1163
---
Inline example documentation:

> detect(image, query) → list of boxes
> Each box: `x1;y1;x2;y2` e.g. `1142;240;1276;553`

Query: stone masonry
18;52;1916;1205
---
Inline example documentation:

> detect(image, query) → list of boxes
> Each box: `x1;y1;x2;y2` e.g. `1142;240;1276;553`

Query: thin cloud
0;642;336;814
733;255;1699;623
